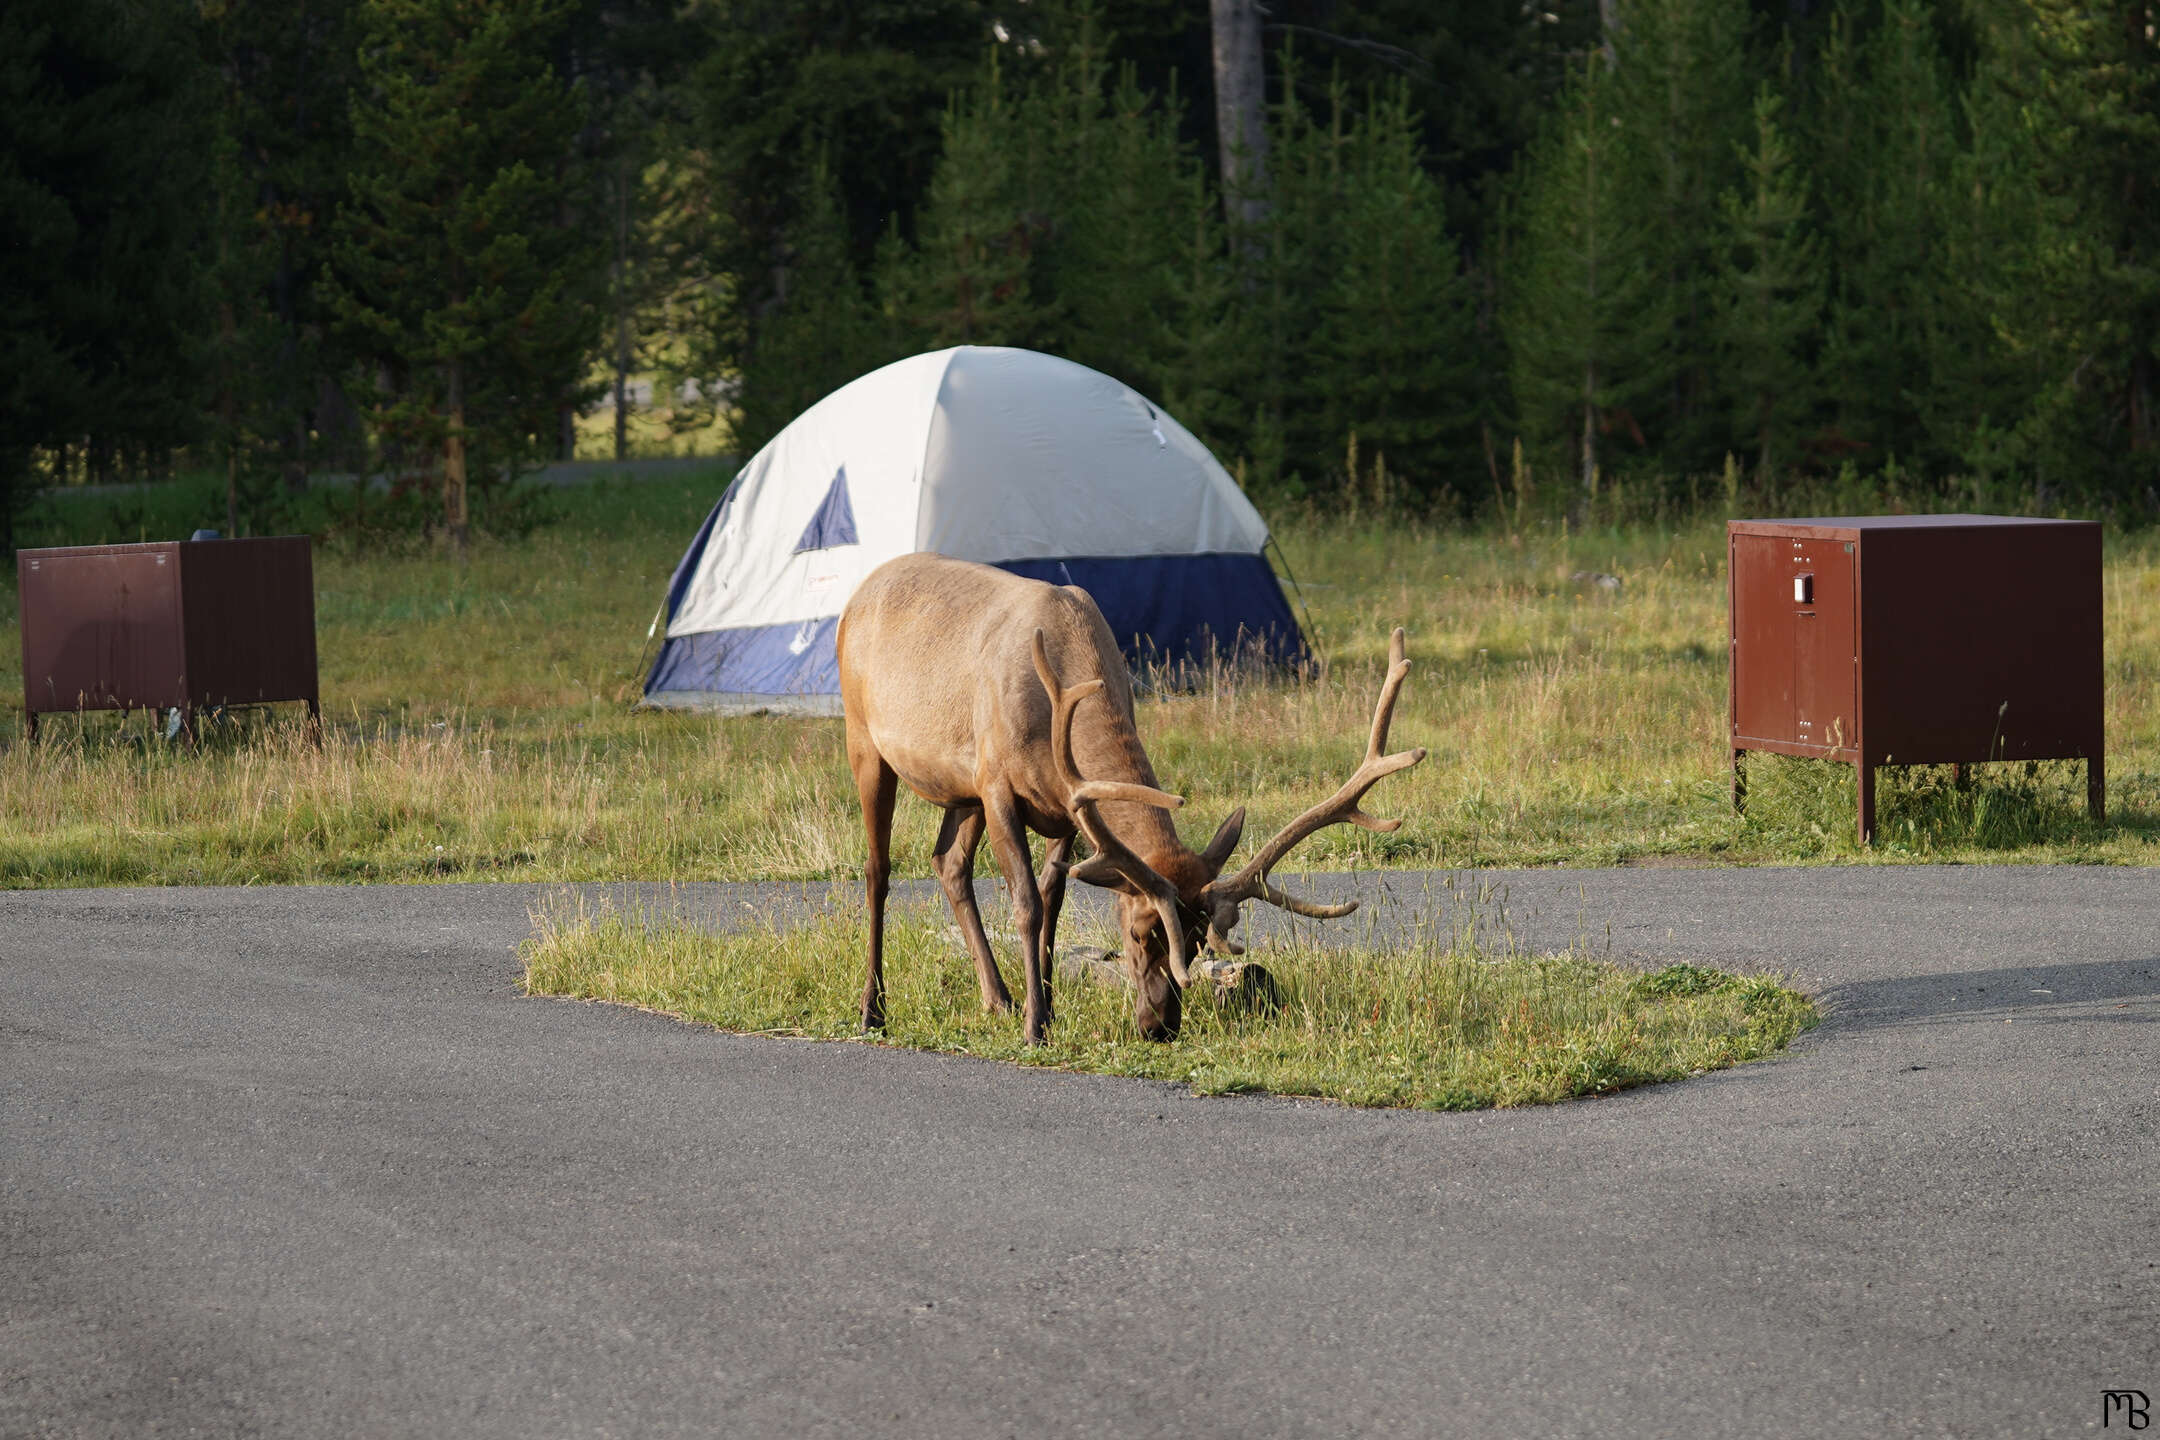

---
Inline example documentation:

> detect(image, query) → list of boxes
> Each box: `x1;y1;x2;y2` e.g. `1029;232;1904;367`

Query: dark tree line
3;0;2156;552
4;1;214;549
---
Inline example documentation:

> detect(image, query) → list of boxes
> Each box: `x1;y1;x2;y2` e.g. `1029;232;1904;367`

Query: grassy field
522;894;1818;1110
3;469;2156;888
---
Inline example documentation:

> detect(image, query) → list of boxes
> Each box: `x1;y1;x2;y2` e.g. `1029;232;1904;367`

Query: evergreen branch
1262;25;1438;85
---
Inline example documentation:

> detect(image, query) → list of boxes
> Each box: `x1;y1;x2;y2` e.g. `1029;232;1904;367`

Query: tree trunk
1210;0;1270;231
612;331;628;461
444;361;469;562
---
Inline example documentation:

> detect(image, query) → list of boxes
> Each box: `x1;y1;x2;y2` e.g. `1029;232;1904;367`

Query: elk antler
1030;630;1197;987
1198;627;1425;952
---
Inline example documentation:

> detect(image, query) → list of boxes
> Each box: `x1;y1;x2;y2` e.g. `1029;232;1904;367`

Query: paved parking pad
3;868;2155;1438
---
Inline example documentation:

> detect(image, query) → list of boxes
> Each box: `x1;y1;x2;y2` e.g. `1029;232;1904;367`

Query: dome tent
644;346;1306;714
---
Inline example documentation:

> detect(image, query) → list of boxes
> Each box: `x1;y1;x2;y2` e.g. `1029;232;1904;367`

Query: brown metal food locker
1728;515;2103;843
17;536;320;741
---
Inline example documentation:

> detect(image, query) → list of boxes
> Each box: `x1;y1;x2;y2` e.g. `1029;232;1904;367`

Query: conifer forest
4;0;2156;549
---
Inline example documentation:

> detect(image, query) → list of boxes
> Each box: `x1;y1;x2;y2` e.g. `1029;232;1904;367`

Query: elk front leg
1035;834;1073;1025
933;805;1012;1014
851;743;899;1031
982;787;1049;1045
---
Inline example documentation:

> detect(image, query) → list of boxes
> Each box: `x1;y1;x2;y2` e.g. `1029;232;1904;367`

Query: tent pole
627;596;669;708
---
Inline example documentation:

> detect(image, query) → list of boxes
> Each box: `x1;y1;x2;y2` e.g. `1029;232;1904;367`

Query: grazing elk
836;553;1424;1044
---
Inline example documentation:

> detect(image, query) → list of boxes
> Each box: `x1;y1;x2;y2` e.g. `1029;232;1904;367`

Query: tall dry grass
3;487;2156;887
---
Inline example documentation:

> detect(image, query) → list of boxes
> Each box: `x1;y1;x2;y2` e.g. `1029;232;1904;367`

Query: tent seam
912;346;963;553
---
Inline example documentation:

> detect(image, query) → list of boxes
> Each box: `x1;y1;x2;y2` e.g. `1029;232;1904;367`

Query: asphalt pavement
4;866;2156;1439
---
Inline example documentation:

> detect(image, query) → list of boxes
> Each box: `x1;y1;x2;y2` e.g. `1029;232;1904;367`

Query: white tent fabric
645;346;1301;714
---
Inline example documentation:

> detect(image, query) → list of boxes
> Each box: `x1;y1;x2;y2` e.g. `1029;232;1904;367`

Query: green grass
3;476;2158;887
521;895;1818;1110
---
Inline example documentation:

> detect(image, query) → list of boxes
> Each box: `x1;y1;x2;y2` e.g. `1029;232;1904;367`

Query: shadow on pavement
1813;955;2160;1030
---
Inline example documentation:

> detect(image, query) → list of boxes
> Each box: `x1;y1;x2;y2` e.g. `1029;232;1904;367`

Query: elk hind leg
852;743;899;1031
1035;835;1072;1025
933;805;1012;1014
982;788;1049;1045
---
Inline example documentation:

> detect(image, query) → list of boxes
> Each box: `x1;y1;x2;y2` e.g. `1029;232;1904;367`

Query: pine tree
325;0;602;556
1151;157;1254;468
1606;0;1753;472
1016;13;1253;477
197;0;363;528
0;3;91;545
730;154;893;456
883;60;1057;350
1240;55;1352;498
563;0;707;463
1317;84;1481;499
0;0;211;546
688;0;990;348
1713;86;1825;476
1810;0;1956;467
1968;0;2160;506
1503;54;1667;507
1300;0;1602;238
1039;57;1191;400
1925;40;2043;496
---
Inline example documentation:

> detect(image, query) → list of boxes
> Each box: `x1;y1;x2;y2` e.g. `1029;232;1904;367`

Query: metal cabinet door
19;547;186;714
1731;534;1798;744
1791;538;1856;754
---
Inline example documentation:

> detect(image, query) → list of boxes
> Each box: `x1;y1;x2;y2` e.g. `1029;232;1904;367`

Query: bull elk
836;553;1424;1044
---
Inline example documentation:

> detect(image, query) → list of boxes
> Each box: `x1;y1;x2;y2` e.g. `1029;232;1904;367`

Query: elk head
1032;628;1426;1039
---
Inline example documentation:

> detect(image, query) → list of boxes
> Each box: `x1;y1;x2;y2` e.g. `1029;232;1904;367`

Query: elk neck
1066;696;1213;895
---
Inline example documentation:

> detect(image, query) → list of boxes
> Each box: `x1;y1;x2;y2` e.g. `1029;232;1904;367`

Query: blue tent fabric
792;468;858;553
660;478;737;625
994;553;1306;671
644;552;1305;711
646;616;840;702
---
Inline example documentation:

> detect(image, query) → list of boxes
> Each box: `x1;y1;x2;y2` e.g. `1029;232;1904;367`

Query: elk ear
1200;806;1246;873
